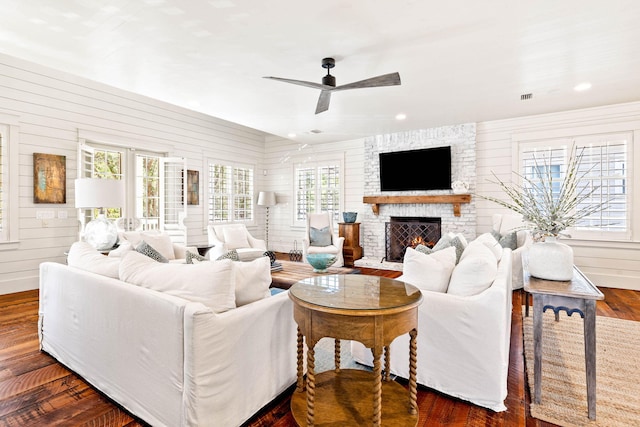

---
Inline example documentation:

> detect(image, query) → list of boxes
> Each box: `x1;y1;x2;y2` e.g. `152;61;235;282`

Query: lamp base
84;214;118;251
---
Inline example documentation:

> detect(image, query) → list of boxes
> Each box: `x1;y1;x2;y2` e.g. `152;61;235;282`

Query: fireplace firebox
385;217;441;262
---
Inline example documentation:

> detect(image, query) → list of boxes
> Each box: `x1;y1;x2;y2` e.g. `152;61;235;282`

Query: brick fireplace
385;217;441;262
356;124;477;269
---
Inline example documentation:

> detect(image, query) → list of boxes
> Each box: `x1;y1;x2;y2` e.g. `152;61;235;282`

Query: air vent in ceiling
521;93;533;100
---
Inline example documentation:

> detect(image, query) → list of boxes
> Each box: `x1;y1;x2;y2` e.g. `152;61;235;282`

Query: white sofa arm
247;234;266;250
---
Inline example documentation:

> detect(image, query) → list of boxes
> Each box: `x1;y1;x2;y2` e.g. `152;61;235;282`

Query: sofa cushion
107;241;133;257
67;241;120;279
233;256;272;306
119;251;236;313
120;231;176;260
223;225;250;250
136;240;169;263
310;226;332;247
401;246;456;293
447;242;498;296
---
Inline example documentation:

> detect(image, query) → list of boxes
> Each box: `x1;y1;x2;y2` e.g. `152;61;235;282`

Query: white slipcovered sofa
491;213;533;289
39;242;298;427
351;234;513;412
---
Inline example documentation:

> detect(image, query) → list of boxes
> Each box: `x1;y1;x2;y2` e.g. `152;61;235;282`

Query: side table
289;274;422;426
524;266;604;420
338;222;363;267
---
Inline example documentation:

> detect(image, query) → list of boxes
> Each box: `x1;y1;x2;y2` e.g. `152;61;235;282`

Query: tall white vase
528;238;574;281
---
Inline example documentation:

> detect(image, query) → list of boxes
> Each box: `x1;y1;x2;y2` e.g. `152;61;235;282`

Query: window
207;162;254;223
294;160;341;224
520;133;629;239
0;116;19;245
79;141;186;240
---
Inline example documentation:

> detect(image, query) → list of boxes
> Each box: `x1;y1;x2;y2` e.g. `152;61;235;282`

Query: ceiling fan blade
333;72;401;91
263;76;333;90
315;91;332;114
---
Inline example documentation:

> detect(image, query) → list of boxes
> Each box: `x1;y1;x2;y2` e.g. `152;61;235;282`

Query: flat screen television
379;146;451;191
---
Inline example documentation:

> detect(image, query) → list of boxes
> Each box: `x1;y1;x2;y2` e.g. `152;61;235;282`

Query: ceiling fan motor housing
322;57;336;86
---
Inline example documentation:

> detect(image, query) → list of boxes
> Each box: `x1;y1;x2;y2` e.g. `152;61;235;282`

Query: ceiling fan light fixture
322;74;336;87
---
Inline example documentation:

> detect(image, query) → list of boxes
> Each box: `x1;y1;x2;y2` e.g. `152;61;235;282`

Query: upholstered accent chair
302;212;345;267
207;224;266;261
491;213;533;289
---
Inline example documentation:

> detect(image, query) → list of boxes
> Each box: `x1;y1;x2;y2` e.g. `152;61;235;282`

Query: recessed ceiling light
288;133;296;138
395;113;407;120
574;82;592;92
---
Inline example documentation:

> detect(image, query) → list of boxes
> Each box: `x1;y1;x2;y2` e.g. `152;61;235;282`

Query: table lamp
75;178;125;251
257;191;277;249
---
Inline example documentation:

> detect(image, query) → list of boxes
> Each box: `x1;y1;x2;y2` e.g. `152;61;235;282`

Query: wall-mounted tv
379;146;451;191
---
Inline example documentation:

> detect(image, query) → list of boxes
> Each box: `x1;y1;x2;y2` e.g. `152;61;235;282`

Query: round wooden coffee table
289;274;422;427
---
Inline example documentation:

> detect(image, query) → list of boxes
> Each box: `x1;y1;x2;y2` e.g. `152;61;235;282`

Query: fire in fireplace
385;217;441;262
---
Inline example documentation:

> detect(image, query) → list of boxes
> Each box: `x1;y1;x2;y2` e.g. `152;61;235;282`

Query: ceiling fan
263;57;401;114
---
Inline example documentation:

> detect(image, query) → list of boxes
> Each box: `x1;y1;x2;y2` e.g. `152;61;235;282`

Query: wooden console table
524;266;604;420
289;275;422;426
338;222;363;267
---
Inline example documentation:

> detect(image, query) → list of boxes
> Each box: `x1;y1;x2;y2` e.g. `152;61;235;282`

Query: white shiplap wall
262;136;365;255
0;53;268;295
476;101;640;290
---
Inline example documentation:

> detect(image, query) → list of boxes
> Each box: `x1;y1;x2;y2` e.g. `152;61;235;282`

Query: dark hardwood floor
1;258;639;426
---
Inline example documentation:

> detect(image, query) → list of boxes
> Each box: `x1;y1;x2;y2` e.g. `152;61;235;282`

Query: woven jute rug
523;310;640;426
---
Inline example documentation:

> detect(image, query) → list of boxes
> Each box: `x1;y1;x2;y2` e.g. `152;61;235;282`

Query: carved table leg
533;295;543;404
384;345;391;381
334;339;341;373
296;328;305;392
306;344;316;426
409;329;418;415
584;299;597;420
372;346;382;427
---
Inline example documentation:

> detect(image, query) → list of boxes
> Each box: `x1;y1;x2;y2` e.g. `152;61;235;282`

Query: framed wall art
187;169;199;205
33;153;66;204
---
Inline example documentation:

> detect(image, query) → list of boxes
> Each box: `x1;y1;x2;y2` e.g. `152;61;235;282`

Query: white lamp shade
75;178;125;208
257;191;277;207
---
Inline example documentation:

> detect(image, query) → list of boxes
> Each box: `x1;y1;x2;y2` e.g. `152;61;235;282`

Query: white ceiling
2;0;640;143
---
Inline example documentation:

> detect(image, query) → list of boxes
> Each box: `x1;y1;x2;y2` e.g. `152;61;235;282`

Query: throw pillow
233;256;272;306
432;232;466;264
490;229;517;250
186;250;207;264
447;242;498;296
107;241;133;257
216;249;240;261
414;244;433;255
310;226;332;247
400;246;456;293
474;233;503;261
120;231;176;260
222;226;250;250
67;241;120;279
119;252;236;313
136;240;169;263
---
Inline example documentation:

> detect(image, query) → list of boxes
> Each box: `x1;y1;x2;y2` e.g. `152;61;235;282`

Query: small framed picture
187;170;199;205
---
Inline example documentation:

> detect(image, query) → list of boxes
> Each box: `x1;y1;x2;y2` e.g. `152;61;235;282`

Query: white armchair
492;213;533;289
302;212;345;267
207;224;266;261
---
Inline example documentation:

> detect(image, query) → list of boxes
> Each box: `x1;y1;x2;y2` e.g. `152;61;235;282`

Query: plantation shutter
160;157;187;244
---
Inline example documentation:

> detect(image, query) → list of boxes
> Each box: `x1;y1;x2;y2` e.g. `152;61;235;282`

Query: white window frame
77;130;186;241
517;132;632;241
292;156;344;227
0;113;20;248
206;159;256;225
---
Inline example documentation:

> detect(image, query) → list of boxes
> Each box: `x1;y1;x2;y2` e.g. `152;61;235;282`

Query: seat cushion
236;248;266;261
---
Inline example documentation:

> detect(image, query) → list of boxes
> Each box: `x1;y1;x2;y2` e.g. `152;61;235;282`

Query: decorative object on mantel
289;240;303;262
342;211;357;223
479;144;608;281
451;180;469;194
362;194;471;216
